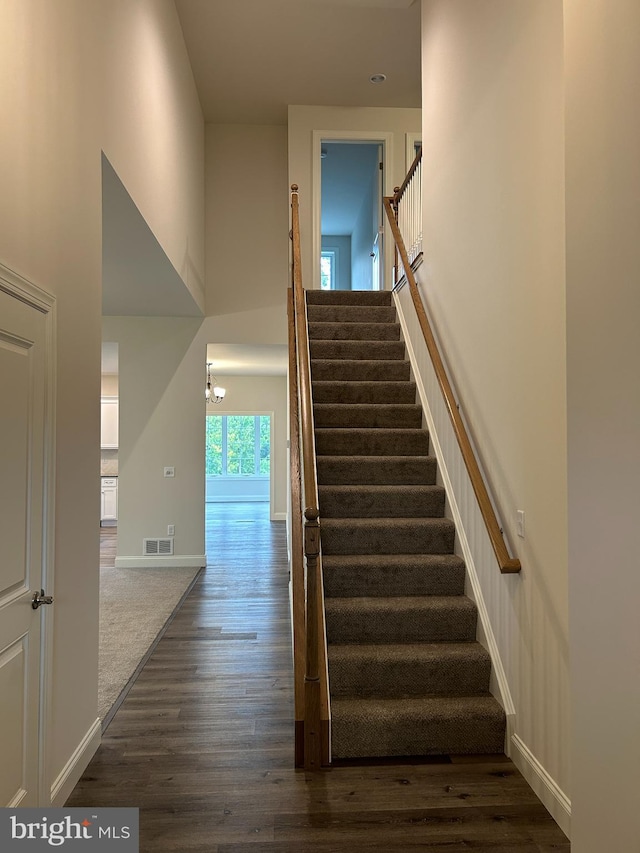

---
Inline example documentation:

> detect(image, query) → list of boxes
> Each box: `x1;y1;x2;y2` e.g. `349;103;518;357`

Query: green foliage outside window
259;416;270;474
206;416;222;475
206;415;270;477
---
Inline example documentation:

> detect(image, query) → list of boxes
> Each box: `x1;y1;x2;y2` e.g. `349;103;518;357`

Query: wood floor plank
70;503;570;852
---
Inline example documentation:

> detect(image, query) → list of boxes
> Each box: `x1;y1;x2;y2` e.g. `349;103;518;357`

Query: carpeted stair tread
310;339;406;360
315;427;430;456
307;304;397;324
325;595;477;643
310;359;411;382
321;516;456;555
330;695;506;758
308;321;401;342
317;455;437;485
306;290;392;306
304;288;505;761
319;484;446;518
322;553;466;597
312;380;417;404
328;642;492;697
314;403;422;429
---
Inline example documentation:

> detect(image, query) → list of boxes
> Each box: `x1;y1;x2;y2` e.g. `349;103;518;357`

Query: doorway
311;130;394;290
320;141;383;291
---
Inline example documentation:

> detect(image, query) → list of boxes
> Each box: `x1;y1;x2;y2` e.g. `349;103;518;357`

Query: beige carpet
99;564;201;722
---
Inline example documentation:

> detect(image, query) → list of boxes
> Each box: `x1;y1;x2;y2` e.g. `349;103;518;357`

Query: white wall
288;105;421;290
0;0;204;798
321;235;351;290
204;375;288;520
102;316;206;568
564;1;640;849
205;124;289;322
420;0;568;825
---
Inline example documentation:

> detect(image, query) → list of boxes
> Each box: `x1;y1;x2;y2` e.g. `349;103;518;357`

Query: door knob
32;589;54;609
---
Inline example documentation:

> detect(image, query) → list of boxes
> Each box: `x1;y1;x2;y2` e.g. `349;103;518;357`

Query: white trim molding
114;555;206;570
511;734;571;838
50;718;101;806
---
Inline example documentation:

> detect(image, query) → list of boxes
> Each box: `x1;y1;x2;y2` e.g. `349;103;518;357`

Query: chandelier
205;362;226;404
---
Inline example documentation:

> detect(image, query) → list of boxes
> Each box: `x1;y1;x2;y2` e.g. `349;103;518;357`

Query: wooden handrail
383;195;521;574
289;185;331;769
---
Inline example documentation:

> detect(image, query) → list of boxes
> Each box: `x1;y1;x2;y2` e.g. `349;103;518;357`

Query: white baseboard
511;733;571;839
271;512;287;522
50;718;101;806
114;555;206;569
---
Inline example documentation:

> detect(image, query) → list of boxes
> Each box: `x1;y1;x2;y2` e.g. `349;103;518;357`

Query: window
206;415;270;477
320;250;336;290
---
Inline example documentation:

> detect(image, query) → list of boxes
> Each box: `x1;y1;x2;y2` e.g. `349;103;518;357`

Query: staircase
307;289;505;760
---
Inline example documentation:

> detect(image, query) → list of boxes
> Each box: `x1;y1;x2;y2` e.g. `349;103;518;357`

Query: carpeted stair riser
308;321;401;342
320;517;455;555
322;554;466;598
312;380;416;404
325;596;477;644
319;485;445;519
315;428;430;456
307;304;397;325
306;290;392;306
310;359;411;382
331;696;506;759
328;642;492;698
317;455;437;486
305;289;505;760
310;339;406;361
314;404;422;429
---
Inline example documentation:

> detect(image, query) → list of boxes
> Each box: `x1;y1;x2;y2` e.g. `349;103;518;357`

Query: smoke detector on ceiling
369;73;387;84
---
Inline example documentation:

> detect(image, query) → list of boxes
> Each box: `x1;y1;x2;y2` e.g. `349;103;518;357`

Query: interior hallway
68;503;569;851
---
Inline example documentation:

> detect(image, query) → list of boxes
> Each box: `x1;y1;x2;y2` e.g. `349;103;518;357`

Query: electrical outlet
516;510;525;539
164;466;175;478
167;524;175;536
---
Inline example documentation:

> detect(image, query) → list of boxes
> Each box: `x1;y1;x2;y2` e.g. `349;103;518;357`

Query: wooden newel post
303;508;322;770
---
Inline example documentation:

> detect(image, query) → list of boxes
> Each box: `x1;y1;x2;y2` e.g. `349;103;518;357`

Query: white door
0;278;53;807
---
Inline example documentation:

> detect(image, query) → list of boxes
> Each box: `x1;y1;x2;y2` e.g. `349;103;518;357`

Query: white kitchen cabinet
101;476;118;524
101;397;118;448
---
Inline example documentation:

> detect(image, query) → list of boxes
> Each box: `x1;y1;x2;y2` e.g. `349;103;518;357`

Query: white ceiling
206;344;288;376
174;0;421;124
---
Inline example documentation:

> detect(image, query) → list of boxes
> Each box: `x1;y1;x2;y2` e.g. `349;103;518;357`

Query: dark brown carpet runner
307;289;505;760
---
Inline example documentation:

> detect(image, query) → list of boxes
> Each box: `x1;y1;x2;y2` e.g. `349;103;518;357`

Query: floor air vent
143;537;174;556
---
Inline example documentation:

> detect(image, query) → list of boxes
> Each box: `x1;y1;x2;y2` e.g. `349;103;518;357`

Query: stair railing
384;168;521;575
394;147;423;283
289;184;331;769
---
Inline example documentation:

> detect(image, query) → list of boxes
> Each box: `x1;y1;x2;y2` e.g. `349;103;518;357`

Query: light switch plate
164;467;175;478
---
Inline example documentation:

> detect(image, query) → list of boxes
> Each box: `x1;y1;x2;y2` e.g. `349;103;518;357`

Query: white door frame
0;261;56;806
312;130;395;292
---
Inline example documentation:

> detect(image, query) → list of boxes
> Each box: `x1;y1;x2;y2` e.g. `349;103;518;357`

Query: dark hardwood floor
69;503;570;851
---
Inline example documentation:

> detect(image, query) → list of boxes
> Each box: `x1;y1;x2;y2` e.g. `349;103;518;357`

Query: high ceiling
102;1;422;376
174;0;421;124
